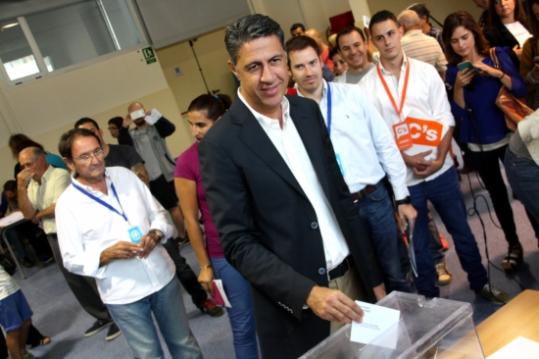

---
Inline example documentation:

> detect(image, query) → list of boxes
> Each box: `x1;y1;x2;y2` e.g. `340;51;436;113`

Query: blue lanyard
326;83;332;135
71;181;129;223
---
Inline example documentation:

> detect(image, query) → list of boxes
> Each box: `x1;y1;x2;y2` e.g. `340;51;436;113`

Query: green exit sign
142;47;156;64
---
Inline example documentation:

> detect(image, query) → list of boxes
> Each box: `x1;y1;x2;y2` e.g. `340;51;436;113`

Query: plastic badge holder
300;291;485;359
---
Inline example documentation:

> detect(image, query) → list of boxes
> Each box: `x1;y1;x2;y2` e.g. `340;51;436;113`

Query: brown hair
442;11;490;64
487;0;527;29
527;0;539;39
285;35;321;58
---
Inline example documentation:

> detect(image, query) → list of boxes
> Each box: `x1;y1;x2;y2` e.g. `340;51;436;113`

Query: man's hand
138;231;161;258
412;157;443;177
306;286;363;323
198;266;214;293
402;150;432;170
16;168;33;187
99;241;141;266
397;204;417;231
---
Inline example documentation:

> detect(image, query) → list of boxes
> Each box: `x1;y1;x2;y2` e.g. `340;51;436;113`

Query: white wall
0;48;193;186
249;0;352;40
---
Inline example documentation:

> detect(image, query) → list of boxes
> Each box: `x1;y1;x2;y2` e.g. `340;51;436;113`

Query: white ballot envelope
351;300;400;350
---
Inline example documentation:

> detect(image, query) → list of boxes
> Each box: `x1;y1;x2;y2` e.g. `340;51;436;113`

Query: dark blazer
200;95;382;359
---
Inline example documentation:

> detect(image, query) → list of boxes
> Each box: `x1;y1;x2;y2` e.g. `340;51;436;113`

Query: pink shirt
175;143;224;258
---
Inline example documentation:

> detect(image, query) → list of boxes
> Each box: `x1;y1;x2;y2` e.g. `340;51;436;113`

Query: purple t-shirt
175;143;224;258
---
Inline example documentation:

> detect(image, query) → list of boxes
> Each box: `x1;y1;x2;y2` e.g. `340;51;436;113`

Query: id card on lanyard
376;63;413;151
325;83;346;176
71;181;143;244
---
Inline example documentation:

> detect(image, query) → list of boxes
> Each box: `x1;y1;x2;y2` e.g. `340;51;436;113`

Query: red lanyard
376;62;410;118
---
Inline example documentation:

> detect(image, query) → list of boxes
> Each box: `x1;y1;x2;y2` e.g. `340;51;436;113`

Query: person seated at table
1;181;52;266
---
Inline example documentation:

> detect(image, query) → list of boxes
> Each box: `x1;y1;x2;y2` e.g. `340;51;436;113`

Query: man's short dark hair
108;116;123;129
408;3;430;20
225;14;284;65
3;180;16;193
285;35;321;61
369;10;398;33
290;22;305;33
58;128;102;160
74;117;100;130
336;25;366;50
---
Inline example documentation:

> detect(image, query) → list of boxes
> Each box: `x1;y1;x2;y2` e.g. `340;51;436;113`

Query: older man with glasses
16;146;121;341
55;128;202;358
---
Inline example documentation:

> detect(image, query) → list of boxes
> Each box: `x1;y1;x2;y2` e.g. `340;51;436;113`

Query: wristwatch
148;229;164;241
395;196;411;206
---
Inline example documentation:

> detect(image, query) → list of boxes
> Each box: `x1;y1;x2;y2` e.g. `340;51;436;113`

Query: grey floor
15;170;539;358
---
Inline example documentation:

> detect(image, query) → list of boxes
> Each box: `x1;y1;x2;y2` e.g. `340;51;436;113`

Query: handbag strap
490;47;500;69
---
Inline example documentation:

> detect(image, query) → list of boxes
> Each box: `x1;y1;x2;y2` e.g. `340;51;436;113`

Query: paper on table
350;300;400;350
487;336;539;359
0;211;24;228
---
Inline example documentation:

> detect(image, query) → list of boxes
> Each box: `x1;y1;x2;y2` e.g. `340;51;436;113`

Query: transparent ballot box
300;291;484;359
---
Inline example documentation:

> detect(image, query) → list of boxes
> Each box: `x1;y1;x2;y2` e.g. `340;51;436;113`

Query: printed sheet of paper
350;301;400;349
211;279;231;308
487;336;539;359
0;211;24;228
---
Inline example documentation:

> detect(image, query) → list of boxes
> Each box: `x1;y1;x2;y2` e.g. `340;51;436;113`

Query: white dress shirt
55;166;176;304
298;80;409;200
27;166;70;234
0;266;19;300
358;56;455;186
238;91;349;271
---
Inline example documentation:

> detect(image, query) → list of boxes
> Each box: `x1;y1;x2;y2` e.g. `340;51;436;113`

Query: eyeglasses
74;147;104;162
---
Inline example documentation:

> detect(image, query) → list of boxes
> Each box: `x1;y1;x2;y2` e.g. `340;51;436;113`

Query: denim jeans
357;181;411;292
211;257;258;359
107;278;202;359
505;149;539;230
408;167;487;297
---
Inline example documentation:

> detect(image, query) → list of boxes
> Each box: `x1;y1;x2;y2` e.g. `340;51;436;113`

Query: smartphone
457;61;474;71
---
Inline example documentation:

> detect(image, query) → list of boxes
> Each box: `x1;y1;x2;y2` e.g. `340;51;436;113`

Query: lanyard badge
128;226;143;244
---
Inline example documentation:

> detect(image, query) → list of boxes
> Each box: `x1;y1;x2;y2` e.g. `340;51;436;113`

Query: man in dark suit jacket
200;14;385;359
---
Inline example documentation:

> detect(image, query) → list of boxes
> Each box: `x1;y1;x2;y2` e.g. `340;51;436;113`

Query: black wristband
395;196;411;206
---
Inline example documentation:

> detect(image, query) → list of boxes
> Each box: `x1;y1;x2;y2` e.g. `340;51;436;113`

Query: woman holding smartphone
443;11;536;272
174;94;258;359
520;0;539;109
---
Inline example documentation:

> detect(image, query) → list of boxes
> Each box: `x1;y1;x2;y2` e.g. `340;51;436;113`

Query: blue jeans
211;257;258;359
107;278;202;359
505;149;539;231
357;182;411;292
408;167;487;297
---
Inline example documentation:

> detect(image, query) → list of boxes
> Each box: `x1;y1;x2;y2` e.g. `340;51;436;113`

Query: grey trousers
47;233;110;321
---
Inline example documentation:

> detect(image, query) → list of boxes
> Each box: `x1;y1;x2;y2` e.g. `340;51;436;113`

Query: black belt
351;184;377;203
328;256;351;280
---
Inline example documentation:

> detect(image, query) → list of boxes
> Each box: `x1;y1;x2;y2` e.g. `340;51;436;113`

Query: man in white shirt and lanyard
286;35;416;293
55;128;202;359
359;10;507;303
16;146;121;341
